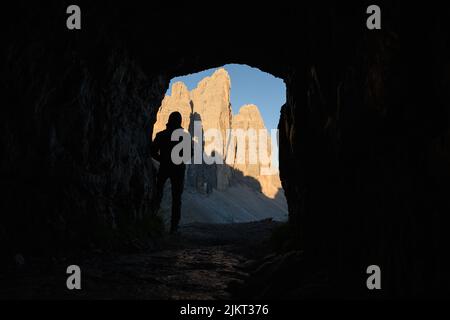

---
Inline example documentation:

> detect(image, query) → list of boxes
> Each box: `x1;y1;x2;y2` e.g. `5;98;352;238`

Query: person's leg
152;169;168;214
169;171;185;233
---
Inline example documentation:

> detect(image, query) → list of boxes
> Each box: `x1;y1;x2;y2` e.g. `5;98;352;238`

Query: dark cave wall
1;3;168;256
2;1;450;297
278;2;450;297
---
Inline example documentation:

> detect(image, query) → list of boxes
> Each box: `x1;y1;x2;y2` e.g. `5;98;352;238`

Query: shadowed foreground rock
0;220;280;299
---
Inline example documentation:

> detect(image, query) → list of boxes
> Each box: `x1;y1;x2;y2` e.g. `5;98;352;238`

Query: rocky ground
159;182;288;225
0;220;281;300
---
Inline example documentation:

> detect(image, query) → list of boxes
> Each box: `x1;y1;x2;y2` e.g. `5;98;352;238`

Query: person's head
166;111;182;130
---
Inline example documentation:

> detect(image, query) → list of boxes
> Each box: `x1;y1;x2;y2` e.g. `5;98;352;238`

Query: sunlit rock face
231;104;282;198
153;70;282;197
152;82;192;140
191;68;232;144
231;104;266;178
190;68;233;190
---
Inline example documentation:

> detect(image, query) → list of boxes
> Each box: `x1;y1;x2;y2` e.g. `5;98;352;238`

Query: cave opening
151;64;289;227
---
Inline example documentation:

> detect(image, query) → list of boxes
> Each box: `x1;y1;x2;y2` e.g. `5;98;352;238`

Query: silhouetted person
205;151;218;194
151;112;186;234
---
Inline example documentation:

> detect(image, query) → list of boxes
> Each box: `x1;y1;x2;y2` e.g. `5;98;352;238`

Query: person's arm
151;133;161;162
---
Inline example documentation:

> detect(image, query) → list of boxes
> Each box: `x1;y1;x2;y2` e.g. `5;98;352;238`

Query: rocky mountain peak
170;81;190;99
233;104;265;129
153;68;281;197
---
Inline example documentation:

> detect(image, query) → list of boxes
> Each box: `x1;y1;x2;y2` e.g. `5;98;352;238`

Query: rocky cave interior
2;1;450;298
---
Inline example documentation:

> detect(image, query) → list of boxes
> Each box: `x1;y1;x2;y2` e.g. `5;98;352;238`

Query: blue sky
166;64;286;131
